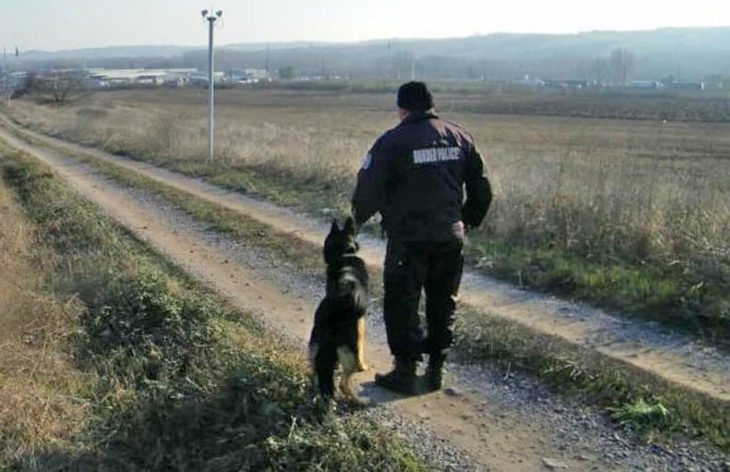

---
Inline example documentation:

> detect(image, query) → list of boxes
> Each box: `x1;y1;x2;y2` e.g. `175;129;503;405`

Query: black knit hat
397;81;434;111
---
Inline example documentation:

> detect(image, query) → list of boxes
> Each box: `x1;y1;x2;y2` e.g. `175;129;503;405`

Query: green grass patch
609;399;674;435
469;241;730;345
193;162;352;217
452;308;730;448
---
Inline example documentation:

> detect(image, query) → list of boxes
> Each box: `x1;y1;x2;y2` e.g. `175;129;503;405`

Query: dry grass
7;88;730;333
10;88;730;266
0;177;91;465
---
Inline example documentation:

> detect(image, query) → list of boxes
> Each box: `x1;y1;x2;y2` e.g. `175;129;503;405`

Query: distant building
225;68;270;84
87;68;198;88
510;75;545;88
666;81;704;91
626;80;662;89
7;71;27;89
543;79;596;89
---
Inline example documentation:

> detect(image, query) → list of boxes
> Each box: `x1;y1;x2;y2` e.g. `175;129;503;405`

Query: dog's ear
343;216;355;235
330;219;340;232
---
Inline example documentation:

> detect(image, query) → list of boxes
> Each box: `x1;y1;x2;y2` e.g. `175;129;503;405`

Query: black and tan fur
308;217;369;402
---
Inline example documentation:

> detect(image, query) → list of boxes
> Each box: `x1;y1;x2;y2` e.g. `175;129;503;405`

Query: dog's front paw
339;376;367;405
348;394;367;406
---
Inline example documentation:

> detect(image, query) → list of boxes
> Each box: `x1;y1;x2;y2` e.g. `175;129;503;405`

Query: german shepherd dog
308;216;369;403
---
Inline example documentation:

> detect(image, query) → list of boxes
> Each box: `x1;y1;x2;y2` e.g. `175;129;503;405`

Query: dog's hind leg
308;343;319;373
355;317;369;372
308;343;322;395
337;346;365;405
315;347;338;399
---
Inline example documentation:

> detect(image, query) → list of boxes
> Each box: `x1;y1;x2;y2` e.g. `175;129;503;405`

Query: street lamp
201;9;222;160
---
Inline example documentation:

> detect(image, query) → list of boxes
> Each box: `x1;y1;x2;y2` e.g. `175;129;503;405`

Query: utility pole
2;45;10;107
201;9;222;160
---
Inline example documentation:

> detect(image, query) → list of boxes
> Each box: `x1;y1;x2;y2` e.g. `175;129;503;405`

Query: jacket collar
401;110;438;125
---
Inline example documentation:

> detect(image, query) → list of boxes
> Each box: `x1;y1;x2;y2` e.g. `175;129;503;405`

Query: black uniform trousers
383;239;464;362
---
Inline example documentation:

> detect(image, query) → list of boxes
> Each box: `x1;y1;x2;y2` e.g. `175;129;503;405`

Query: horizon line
12;24;730;55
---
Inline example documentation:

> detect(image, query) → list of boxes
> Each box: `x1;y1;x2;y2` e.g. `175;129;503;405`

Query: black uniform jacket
352;111;492;242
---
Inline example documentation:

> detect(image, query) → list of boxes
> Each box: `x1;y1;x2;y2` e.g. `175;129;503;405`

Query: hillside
10;26;730;82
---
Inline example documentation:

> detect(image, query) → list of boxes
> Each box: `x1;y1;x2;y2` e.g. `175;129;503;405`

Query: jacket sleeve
462;145;492;229
351;137;389;226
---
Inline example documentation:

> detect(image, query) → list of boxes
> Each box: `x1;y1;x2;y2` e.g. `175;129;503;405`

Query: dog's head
323;217;359;266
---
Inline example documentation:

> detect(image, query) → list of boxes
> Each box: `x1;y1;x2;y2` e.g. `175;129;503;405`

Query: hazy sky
1;0;729;51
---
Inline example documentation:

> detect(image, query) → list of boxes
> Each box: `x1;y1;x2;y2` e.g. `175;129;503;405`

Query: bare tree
609;48;634;86
391;51;414;80
35;70;87;105
587;57;609;85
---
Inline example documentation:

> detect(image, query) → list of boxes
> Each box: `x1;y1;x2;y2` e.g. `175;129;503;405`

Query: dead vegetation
6;88;729;340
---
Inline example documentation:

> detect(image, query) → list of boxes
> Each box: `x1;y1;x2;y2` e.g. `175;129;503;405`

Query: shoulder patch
361;152;373;170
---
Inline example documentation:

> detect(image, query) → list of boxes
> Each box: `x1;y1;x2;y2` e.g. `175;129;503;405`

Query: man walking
352;81;492;395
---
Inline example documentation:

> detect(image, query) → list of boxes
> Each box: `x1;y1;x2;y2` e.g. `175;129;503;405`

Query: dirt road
1;118;728;471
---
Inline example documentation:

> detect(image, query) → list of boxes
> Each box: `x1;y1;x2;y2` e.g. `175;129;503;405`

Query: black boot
424;354;445;392
375;358;417;395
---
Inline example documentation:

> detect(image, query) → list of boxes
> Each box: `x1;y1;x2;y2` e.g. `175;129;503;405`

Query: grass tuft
609;398;673;433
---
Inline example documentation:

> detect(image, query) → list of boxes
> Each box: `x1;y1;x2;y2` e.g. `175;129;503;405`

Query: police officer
352;81;492;395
